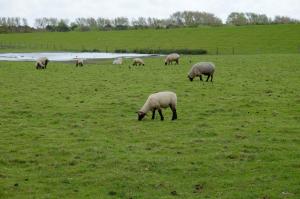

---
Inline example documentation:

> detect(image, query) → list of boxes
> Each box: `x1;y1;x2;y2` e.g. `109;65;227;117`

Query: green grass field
1;24;300;54
0;54;300;198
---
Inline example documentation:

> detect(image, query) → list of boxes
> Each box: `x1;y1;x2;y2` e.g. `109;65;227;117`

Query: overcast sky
1;0;299;25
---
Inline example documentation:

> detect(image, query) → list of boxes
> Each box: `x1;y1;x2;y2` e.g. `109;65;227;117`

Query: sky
0;0;299;26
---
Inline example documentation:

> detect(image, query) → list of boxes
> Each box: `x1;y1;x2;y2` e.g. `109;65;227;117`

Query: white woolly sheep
137;91;177;121
35;57;49;69
165;53;180;65
132;58;145;66
75;58;84;67
113;57;123;65
188;62;215;82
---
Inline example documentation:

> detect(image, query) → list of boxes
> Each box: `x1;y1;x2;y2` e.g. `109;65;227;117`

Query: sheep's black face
188;75;193;81
137;112;146;121
165;62;167;66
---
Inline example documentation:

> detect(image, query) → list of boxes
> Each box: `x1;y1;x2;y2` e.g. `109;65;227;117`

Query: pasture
0;54;299;198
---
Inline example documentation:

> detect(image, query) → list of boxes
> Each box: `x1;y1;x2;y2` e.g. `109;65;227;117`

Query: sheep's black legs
158;109;164;121
206;75;210;82
200;75;203;81
172;109;177;120
152;109;156;120
211;75;213;82
170;105;177;120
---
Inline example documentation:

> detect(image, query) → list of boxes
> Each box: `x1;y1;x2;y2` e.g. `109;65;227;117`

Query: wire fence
0;41;299;55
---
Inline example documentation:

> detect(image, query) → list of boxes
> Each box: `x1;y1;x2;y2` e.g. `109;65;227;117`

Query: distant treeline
0;11;300;33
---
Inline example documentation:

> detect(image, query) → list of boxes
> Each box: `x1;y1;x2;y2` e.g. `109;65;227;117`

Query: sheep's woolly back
36;57;48;65
113;58;123;65
188;62;215;78
76;59;84;64
140;91;177;113
35;57;49;68
133;58;144;65
165;53;180;62
35;60;44;67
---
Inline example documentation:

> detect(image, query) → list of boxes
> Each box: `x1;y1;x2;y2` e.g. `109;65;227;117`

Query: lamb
132;58;145;66
137;91;177;121
164;53;180;65
35;57;49;69
75;58;84;67
188;62;215;82
113;57;123;65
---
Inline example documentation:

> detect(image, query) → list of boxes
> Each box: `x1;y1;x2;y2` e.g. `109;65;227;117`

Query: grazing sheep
75;58;84;67
137;91;177;121
35;57;49;69
113;57;123;65
132;58;145;66
165;53;180;65
188;62;215;82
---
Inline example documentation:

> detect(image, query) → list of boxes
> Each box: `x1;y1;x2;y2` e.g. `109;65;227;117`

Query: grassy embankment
0;24;300;54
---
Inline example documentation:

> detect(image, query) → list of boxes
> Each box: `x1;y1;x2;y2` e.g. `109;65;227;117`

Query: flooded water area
0;52;158;61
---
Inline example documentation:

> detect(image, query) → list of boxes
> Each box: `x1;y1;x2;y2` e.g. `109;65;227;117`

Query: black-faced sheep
188;62;215;82
76;59;84;67
35;57;49;69
113;57;123;65
165;53;180;65
132;58;145;66
137;91;177;121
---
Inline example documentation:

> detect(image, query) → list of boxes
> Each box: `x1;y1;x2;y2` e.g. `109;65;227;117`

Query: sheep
113;57;123;65
137;91;177;121
75;58;84;67
188;62;215;82
35;57;49;69
132;58;145;66
164;53;180;65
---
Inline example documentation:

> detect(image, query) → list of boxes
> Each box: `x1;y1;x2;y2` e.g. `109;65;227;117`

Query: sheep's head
187;75;193;81
165;61;168;66
137;111;146;121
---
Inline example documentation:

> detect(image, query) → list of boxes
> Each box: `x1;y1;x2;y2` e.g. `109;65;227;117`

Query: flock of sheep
35;53;215;121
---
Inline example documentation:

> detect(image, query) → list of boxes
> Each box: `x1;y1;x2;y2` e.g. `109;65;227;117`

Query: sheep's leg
172;110;177;120
176;60;179;65
206;75;210;82
158;109;164;121
200;75;203;81
211;74;213;82
152;109;156;120
170;105;177;120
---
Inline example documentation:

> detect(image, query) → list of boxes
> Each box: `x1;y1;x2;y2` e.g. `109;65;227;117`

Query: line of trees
0;17;34;33
0;11;299;33
226;12;300;25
